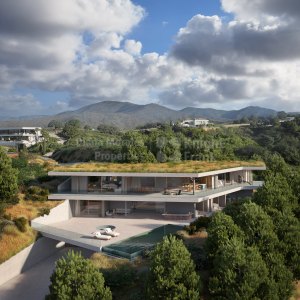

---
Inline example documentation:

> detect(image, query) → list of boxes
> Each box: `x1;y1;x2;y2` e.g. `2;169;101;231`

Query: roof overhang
48;166;266;178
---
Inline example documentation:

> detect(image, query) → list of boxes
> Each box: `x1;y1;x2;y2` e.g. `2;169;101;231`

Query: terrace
32;214;188;253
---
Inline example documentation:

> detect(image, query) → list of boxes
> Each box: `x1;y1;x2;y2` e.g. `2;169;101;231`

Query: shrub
25;186;49;202
102;263;137;287
13;217;27;232
38;207;51;216
190;216;212;230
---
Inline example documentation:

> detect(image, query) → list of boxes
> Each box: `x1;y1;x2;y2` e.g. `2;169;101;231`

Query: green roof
51;160;265;173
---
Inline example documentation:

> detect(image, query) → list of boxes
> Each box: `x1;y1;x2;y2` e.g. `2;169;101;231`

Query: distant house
180;118;210;127
279;117;295;123
0;127;43;148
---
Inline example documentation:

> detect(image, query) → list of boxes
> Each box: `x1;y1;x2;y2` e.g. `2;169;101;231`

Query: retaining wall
0;237;59;286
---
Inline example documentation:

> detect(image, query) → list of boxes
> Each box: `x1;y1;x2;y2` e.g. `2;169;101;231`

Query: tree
253;170;297;214
46;251;112;300
209;238;268;300
48;120;63;129
97;124;120;134
229;202;279;256
205;212;244;264
0;147;18;204
147;235;201;300
62;119;81;139
121;131;156;163
274;213;300;279
225;202;294;299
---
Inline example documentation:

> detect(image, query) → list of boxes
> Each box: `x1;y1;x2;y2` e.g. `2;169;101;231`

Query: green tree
253;171;297;213
209;238;268;300
0;147;18;204
62;119;82;139
274;213;300;279
229;202;279;255
225;202;294;299
48;120;63;129
121;131;156;163
205;212;244;264
147;235;201;300
46;251;112;300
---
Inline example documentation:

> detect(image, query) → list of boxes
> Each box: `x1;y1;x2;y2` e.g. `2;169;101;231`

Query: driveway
0;247;93;300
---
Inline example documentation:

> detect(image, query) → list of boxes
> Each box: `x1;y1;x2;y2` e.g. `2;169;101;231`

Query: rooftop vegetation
52;160;265;173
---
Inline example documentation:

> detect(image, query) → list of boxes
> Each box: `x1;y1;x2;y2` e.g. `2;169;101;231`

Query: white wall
31;200;72;227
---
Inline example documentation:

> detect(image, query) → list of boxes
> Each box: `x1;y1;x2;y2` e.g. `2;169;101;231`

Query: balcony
49;181;263;203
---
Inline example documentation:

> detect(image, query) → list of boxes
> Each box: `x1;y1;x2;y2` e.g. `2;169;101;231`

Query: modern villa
0;127;43;148
31;161;266;252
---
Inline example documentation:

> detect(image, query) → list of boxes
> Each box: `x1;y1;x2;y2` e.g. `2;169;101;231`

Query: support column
101;201;105;217
193;178;195;195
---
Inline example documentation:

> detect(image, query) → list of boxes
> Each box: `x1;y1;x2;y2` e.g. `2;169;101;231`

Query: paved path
0;247;92;300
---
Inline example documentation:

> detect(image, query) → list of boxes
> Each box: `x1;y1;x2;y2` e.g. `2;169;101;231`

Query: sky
0;0;300;117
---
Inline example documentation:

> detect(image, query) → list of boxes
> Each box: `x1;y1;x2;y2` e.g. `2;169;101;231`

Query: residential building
47;161;265;219
0;127;43;148
180;118;210;127
31;161;265;252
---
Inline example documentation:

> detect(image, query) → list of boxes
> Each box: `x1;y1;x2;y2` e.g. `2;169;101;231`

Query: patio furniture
91;231;112;240
115;208;132;214
102;227;120;237
163;189;181;195
105;209;115;217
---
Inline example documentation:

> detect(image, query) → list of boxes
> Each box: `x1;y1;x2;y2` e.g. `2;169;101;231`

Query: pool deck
34;213;189;252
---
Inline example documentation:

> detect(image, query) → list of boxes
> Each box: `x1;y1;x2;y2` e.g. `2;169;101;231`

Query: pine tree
147;235;201;300
46;251;112;300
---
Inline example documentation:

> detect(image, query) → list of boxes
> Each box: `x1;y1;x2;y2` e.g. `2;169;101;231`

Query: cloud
0;94;42;117
0;0;300;115
222;0;300;21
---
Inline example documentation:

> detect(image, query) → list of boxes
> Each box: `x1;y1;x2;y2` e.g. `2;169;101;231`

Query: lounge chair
102;227;120;237
91;231;112;240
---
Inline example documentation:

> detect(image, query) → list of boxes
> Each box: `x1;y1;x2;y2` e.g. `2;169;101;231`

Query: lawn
0;198;61;264
52;160;265;173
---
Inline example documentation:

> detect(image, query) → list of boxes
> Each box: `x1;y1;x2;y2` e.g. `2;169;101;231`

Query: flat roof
50;160;266;175
0;127;42;130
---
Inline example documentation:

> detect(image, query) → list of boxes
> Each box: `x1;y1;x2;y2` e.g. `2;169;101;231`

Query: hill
0;101;278;128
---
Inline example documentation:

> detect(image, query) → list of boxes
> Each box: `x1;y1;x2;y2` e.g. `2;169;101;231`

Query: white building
180;118;210;127
0;127;43;148
31;161;265;253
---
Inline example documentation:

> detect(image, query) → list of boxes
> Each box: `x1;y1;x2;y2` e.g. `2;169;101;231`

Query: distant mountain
0;101;278;128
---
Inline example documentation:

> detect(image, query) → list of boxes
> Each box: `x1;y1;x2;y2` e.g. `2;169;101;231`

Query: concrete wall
31;200;72;227
0;237;59;286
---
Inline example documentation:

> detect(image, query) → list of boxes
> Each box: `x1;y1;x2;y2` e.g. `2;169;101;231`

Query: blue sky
0;0;300;117
129;0;227;54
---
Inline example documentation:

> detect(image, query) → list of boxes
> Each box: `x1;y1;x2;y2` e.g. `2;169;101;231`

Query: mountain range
0;101;279;128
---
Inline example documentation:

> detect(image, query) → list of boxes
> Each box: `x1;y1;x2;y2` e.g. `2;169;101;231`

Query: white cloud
0;94;42;117
0;0;300;116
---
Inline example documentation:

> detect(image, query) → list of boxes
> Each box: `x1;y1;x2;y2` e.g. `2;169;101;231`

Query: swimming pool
102;224;183;259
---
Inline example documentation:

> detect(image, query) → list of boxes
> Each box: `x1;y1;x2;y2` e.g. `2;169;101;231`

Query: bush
14;217;27;232
25;186;49;202
102;263;137;288
184;216;212;235
190;216;212;230
38;207;51;216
